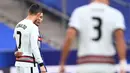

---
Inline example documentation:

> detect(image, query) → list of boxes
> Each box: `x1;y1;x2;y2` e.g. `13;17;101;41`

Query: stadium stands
0;22;15;52
0;23;56;52
0;0;67;49
0;22;75;68
1;1;130;73
37;0;89;16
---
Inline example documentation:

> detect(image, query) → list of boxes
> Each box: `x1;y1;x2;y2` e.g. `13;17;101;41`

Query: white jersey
69;2;126;57
13;19;43;67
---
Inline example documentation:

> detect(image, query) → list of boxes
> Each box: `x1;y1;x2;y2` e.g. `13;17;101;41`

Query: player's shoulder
108;6;123;16
29;22;38;33
72;5;89;14
32;24;38;30
16;19;38;31
76;5;89;10
22;19;37;29
16;19;31;27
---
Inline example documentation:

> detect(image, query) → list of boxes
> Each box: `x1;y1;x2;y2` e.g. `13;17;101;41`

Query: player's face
34;13;43;26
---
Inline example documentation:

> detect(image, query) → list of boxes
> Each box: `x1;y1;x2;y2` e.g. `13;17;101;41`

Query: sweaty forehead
40;13;43;16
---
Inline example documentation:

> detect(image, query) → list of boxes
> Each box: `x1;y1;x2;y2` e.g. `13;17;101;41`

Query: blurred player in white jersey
13;4;46;73
59;0;127;73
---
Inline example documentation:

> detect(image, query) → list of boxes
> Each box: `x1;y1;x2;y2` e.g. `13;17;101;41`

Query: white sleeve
13;30;15;38
68;9;80;31
113;11;126;30
30;27;43;64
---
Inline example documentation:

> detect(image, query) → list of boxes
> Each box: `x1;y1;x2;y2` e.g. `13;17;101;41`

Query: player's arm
114;29;127;73
114;29;126;63
30;27;46;72
113;11;127;72
59;8;80;73
60;27;77;66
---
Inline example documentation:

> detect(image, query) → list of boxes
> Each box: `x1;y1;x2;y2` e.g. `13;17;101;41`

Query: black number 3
92;17;102;41
17;31;22;49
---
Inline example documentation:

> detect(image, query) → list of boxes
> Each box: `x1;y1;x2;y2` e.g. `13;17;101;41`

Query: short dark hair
28;4;43;15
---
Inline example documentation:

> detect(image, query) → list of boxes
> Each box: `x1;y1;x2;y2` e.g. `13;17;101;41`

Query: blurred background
0;0;130;73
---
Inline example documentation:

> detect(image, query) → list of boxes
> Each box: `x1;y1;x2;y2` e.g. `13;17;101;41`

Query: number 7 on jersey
16;31;22;49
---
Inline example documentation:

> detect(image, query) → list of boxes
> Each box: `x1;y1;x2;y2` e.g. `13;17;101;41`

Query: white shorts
77;63;116;73
16;66;39;73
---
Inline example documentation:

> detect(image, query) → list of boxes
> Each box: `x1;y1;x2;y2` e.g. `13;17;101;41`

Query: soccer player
59;0;127;73
13;4;46;73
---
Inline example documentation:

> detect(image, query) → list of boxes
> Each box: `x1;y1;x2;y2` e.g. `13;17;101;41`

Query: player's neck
26;15;36;23
92;0;109;5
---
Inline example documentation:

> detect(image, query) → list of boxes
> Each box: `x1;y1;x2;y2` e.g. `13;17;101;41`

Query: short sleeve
113;11;126;30
68;8;80;31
